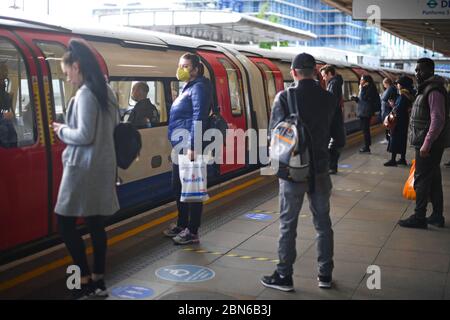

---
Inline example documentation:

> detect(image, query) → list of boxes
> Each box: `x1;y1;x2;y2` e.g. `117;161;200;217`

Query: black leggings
57;215;107;277
360;117;371;148
172;162;203;234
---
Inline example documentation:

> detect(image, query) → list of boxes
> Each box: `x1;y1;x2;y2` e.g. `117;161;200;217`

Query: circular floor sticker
111;286;154;299
244;213;273;221
155;265;215;283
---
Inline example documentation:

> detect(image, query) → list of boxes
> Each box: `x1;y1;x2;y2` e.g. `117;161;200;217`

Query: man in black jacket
261;53;344;292
128;82;160;129
320;65;346;174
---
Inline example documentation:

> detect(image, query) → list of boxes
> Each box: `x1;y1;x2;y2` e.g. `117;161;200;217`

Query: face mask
176;67;190;82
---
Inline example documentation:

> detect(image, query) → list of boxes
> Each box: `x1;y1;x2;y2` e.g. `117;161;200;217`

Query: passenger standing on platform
320;65;346;174
261;53;342;291
384;76;414;167
51;39;120;298
380;77;398;145
127;82;160;128
399;58;449;229
354;75;380;153
164;53;211;245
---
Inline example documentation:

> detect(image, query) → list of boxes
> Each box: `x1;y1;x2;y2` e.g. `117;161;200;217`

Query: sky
0;0;179;20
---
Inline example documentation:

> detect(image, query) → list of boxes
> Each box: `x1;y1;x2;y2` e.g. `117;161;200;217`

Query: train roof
0;12;423;79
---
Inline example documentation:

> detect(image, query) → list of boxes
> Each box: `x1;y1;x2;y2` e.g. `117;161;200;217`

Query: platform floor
1;134;450;300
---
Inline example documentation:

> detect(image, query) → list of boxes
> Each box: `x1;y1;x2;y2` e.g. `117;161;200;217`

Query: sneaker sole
318;282;332;289
172;239;200;245
260;280;294;292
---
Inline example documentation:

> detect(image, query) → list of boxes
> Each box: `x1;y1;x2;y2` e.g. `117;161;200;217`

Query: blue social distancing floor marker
244;213;273;221
155;265;215;283
111;285;154;299
339;164;352;169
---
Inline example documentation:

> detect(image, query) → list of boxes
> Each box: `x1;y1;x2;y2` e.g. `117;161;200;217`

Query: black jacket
128;98;159;129
326;75;346;149
269;79;342;175
381;85;397;119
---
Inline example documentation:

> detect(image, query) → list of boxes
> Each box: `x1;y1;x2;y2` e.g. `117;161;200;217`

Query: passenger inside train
126;81;160;129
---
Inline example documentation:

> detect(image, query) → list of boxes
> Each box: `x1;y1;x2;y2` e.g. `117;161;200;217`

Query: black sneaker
398;215;427;229
384;160;397;167
260;271;294;292
318;275;332;289
396;159;408;166
163;224;184;237
359;147;370;153
92;279;109;297
444;161;450;168
329;168;338;175
71;280;95;300
427;214;445;228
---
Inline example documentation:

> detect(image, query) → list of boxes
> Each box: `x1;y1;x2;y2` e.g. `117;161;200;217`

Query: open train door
197;50;248;175
0;30;50;252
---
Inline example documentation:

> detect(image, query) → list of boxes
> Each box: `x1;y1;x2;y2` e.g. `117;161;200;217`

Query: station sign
353;0;450;19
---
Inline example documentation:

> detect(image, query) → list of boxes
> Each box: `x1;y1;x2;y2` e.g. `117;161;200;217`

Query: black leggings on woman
57;215;107;277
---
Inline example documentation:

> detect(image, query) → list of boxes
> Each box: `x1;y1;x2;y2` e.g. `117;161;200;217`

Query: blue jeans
277;174;334;277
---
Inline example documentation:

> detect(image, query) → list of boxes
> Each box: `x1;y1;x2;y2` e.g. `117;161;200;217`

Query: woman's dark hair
181;52;204;76
361;74;374;84
62;39;107;109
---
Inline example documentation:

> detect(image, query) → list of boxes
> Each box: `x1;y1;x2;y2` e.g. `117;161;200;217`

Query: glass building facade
182;0;380;52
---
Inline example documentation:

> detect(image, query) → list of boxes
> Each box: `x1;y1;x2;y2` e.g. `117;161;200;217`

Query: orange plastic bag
402;160;416;200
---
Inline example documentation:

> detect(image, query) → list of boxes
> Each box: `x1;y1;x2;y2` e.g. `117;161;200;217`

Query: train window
0;38;36;148
217;58;244;116
256;62;277;109
109;80;167;126
349;82;360;99
35;41;75;124
170;81;182;102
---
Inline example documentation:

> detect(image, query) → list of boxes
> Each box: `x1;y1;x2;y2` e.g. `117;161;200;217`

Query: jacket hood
418;75;447;93
399;88;415;102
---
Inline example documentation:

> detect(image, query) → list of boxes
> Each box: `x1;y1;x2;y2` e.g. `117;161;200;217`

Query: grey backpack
270;87;311;183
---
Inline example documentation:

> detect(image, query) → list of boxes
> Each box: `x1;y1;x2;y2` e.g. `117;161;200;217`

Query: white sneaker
379;139;389;145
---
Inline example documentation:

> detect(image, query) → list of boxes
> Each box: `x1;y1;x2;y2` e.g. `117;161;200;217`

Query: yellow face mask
176;67;190;82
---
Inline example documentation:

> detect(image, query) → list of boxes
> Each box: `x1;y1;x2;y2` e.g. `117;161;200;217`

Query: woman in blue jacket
384;76;415;166
164;53;212;245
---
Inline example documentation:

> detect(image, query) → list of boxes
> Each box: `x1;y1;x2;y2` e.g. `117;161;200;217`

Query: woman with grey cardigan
51;39;119;299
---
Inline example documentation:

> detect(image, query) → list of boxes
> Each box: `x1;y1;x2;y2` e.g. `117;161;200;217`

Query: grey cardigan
54;84;120;217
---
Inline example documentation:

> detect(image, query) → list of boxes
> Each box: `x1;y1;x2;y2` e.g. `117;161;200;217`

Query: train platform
1;129;450;300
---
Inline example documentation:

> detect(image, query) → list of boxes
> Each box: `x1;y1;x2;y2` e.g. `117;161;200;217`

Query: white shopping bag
178;154;209;202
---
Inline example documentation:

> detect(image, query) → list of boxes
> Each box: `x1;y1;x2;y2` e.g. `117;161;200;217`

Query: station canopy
97;9;317;44
322;0;450;57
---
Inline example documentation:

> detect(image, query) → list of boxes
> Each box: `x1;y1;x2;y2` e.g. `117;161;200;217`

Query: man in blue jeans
261;53;343;291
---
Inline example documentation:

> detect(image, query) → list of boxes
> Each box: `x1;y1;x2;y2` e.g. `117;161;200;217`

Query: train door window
217;58;244;116
170;81;183;102
256;62;277;109
0;37;36;148
35;41;75;124
109;80;167;126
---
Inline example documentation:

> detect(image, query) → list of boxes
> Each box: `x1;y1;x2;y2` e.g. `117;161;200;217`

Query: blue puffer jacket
168;76;212;149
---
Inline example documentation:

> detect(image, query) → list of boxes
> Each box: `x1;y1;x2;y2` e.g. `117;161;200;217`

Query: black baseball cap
395;76;413;88
291;53;316;69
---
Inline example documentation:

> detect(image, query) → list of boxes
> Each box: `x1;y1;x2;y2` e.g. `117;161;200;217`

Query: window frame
0;36;37;147
109;76;171;127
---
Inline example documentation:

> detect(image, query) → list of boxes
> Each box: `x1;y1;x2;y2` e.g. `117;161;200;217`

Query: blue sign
244;213;273;221
111;286;154;299
339;164;352;168
155;265;215;283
